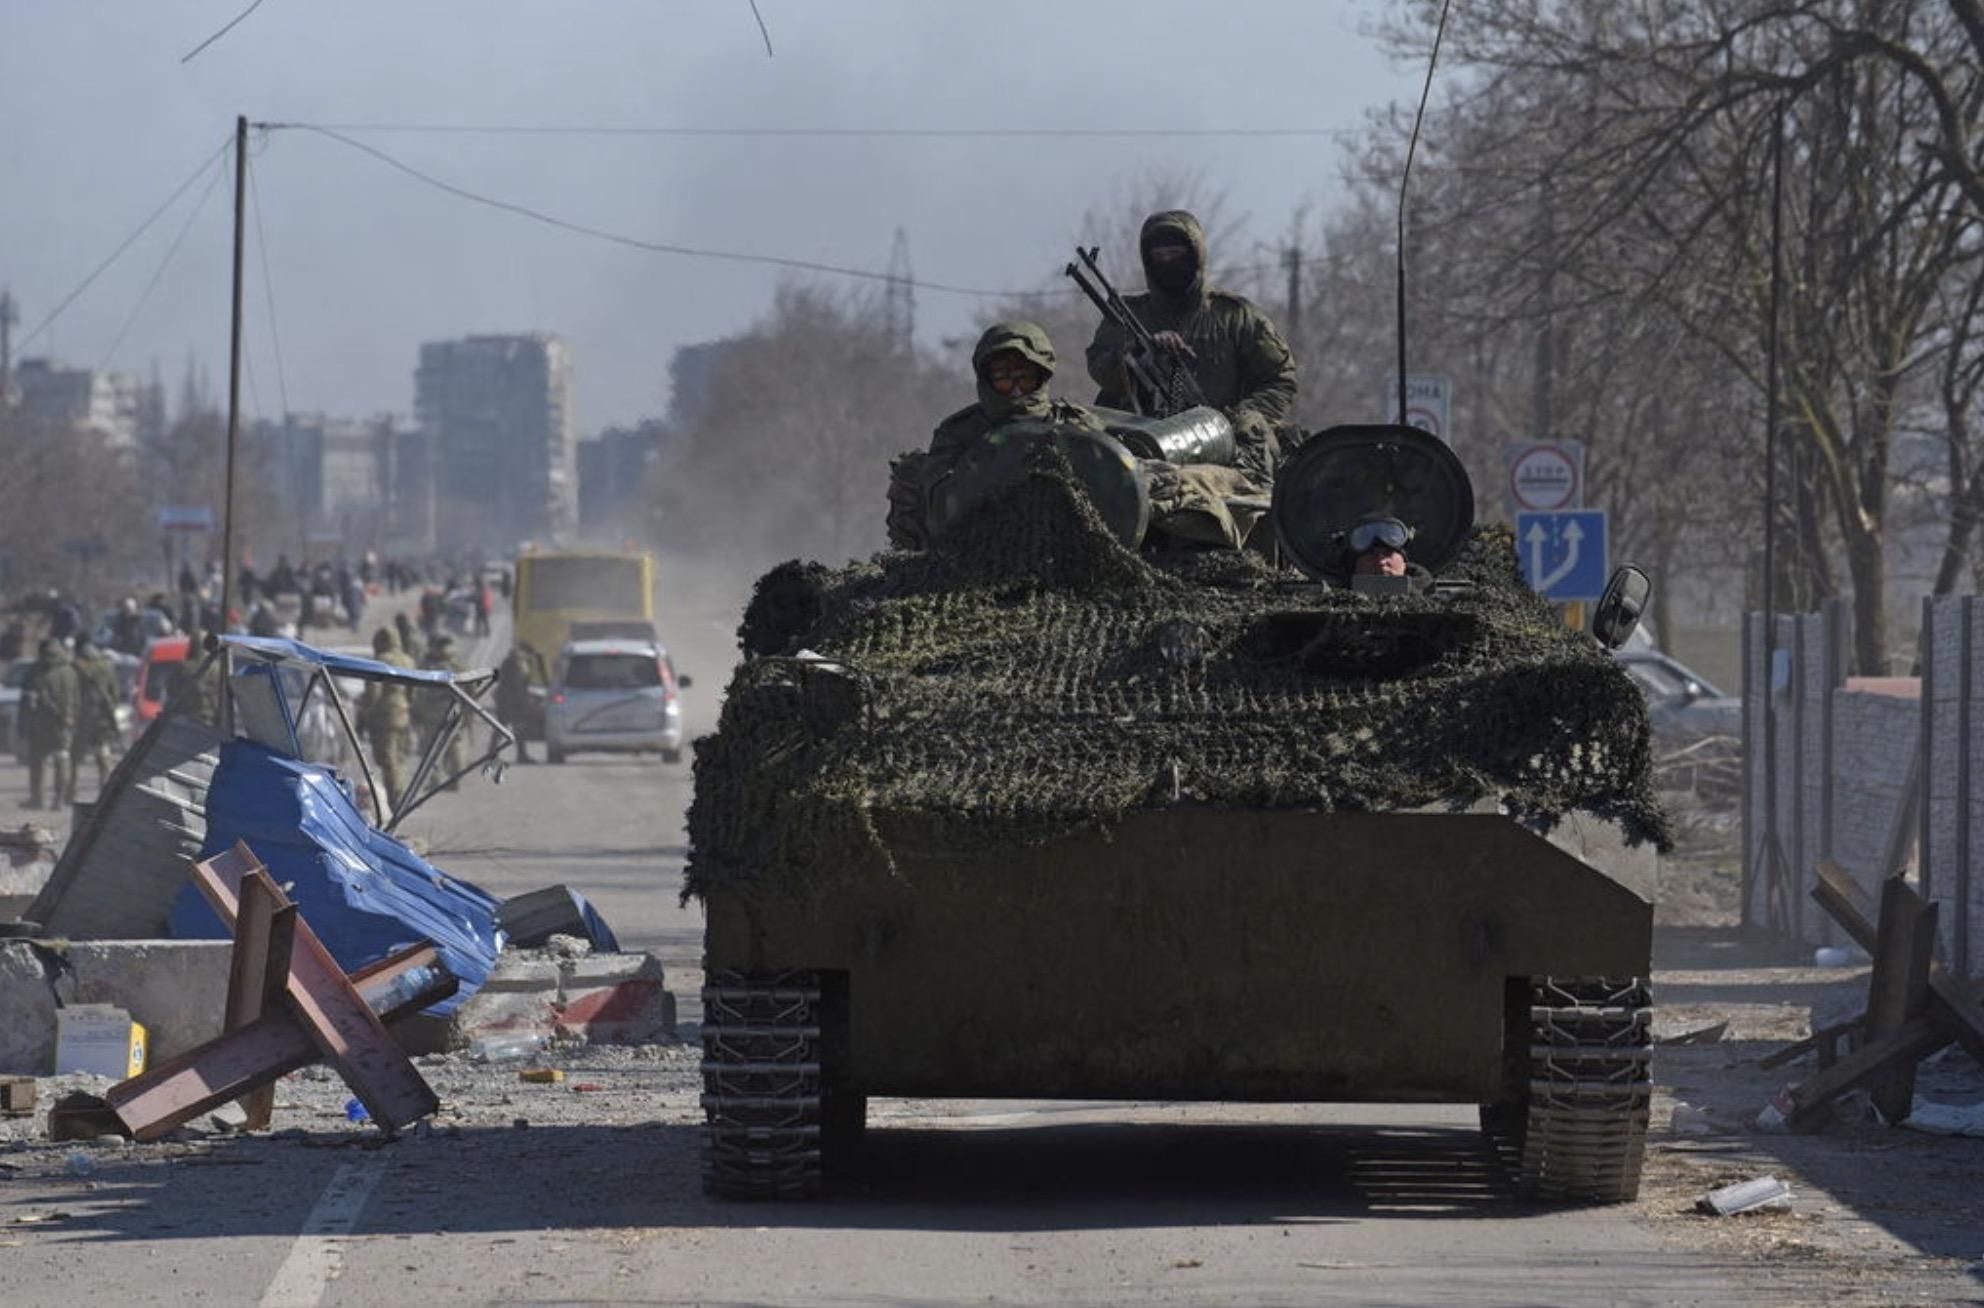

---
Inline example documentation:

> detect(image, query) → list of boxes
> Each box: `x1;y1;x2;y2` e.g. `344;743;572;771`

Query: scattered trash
518;1068;564;1084
1170;1258;1203;1270
1754;1086;1796;1134
64;1152;95;1178
1699;1176;1792;1216
1830;1089;1887;1128
1670;1103;1717;1135
1658;1021;1729;1047
495;886;619;952
54;1005;148;1078
207;1102;249;1134
1900;1099;1984;1138
343;1098;371;1123
570;1082;606;1093
1813;946;1861;968
470;1032;548;1063
0;1076;34;1117
10;1212;72;1225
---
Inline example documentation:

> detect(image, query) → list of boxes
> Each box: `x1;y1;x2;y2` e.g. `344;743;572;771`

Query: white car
543;639;689;765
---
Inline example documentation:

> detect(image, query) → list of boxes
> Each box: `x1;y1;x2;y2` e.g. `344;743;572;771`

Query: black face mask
1148;254;1197;295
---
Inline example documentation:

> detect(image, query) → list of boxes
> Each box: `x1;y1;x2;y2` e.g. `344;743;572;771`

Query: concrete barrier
0;940;233;1076
450;948;676;1051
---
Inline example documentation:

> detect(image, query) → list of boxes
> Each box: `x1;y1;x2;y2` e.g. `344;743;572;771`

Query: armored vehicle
691;423;1664;1205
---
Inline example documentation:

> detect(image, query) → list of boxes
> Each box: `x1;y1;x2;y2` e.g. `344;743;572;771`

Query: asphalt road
1;583;1976;1306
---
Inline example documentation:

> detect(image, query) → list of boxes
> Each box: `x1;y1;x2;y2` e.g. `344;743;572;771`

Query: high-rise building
266;413;430;555
13;357;142;449
415;334;576;552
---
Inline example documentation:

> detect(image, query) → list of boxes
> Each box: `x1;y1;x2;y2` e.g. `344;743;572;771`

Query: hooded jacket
1083;210;1298;479
924;321;1105;482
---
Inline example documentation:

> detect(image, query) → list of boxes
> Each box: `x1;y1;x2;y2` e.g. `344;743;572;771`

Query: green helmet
972;321;1056;379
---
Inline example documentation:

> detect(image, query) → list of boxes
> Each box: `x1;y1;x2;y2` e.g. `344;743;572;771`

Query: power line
181;0;274;63
100;151;230;370
247;153;292;417
746;0;773;57
265;120;1366;141
274;124;1361;301
19;137;233;354
282;124;1057;298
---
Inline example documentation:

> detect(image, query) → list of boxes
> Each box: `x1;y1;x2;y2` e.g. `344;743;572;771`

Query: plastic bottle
65;1151;95;1177
469;1032;548;1063
344;1098;370;1123
372;964;444;1013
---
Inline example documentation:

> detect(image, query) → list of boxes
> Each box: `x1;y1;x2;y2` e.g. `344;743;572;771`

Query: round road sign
1509;443;1580;511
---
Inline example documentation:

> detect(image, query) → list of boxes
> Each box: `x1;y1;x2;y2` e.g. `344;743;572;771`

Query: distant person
417;633;471;790
473;581;493;637
111;597;147;656
69;635;123;803
496;642;541;764
394;610;419;658
359;627;416;807
22;638;79;811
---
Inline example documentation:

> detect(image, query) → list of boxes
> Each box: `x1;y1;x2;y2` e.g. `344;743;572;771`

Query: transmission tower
883;227;915;353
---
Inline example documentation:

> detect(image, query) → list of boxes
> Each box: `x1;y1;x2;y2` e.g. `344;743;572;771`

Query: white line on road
257;1158;385;1308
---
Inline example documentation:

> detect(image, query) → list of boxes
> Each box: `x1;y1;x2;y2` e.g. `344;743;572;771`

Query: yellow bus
512;549;656;681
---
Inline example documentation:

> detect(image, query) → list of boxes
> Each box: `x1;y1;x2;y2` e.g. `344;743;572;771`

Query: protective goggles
1349;517;1411;553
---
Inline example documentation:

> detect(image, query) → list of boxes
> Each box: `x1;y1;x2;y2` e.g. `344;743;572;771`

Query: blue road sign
1515;510;1608;602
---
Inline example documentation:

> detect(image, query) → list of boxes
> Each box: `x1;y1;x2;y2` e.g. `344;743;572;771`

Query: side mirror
677;673;694;689
1591;564;1651;651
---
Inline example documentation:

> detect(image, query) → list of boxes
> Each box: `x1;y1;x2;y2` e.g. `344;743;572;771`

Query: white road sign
1506;441;1585;513
1384;374;1451;442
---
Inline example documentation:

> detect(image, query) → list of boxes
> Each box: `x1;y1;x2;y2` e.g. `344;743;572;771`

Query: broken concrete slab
449;948;676;1051
0;939;232;1076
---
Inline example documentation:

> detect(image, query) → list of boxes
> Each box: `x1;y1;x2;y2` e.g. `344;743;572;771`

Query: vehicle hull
703;808;1652;1103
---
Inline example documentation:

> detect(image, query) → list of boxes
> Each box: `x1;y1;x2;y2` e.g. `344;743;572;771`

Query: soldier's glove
886;451;932;551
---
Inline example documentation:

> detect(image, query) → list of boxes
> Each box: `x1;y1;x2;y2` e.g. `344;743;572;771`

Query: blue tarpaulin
168;740;504;1014
222;635;463;684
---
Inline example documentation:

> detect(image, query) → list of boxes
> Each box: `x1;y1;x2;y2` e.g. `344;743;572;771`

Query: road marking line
258;1158;385;1308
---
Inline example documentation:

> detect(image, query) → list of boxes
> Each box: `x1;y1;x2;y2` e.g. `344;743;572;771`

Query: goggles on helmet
1349;517;1411;554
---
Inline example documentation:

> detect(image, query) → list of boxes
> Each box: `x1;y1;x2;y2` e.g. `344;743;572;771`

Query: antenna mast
1397;0;1455;424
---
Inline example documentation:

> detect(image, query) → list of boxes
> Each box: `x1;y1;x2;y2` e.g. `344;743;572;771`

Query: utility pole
1531;175;1557;443
883;227;915;354
1283;243;1303;361
0;288;17;414
220;115;247;662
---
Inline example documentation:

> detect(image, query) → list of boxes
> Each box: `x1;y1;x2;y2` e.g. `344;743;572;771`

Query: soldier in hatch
1084;209;1298;485
359;626;416;809
1325;514;1435;594
887;321;1106;550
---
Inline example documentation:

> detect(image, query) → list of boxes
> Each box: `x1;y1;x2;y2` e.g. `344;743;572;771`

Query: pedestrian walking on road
69;635;123;803
23;638;79;811
497;643;540;764
360;626;415;809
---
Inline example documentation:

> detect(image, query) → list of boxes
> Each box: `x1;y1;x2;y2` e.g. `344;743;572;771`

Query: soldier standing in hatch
22;638;79;811
888;321;1105;550
1084;210;1297;547
360;626;415;808
69;634;123;802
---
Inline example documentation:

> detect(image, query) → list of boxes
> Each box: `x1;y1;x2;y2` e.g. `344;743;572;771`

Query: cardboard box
55;1005;147;1078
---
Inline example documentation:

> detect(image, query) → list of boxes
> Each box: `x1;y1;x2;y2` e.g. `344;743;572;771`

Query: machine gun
1065;246;1207;419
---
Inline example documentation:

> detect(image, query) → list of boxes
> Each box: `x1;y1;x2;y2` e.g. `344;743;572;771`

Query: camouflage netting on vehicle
687;451;1669;902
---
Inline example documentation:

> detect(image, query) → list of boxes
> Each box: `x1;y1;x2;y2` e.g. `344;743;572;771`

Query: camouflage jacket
1083;211;1297;481
23;650;80;750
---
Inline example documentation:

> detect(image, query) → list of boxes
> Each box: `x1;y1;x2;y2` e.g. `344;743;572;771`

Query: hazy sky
2;2;1424;431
